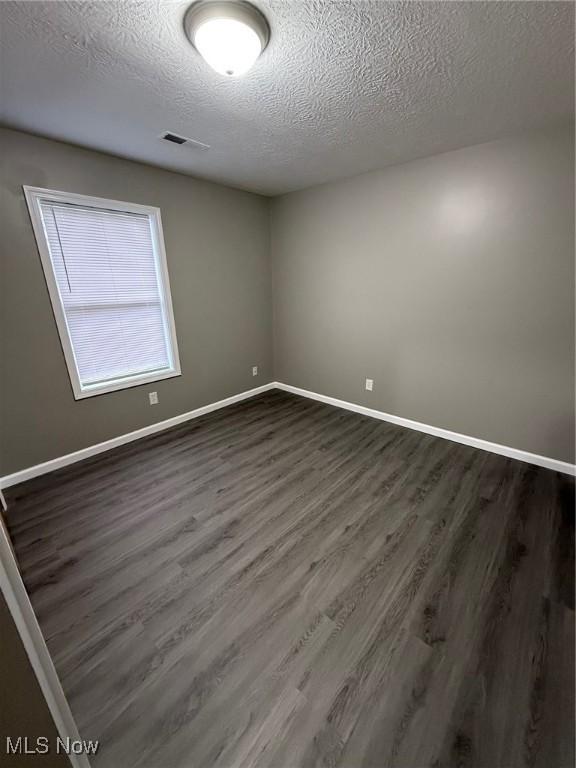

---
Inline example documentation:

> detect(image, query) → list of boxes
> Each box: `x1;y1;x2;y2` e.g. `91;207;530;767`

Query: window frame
23;185;182;400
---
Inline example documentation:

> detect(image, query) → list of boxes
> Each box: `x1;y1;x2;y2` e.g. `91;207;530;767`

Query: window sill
73;368;182;400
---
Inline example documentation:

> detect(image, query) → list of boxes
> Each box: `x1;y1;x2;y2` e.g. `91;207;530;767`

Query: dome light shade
185;1;270;78
194;18;261;76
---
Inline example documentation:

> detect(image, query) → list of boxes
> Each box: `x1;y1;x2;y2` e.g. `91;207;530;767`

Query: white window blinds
25;188;180;398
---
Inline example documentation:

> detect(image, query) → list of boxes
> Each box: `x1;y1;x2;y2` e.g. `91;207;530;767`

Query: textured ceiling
0;1;574;195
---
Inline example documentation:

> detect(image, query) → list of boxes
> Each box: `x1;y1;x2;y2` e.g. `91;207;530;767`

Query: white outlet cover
252;366;258;376
149;391;158;405
365;379;374;391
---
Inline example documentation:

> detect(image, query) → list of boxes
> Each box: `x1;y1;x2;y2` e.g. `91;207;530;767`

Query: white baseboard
0;383;275;490
1;380;571;768
2;379;574;490
274;382;576;477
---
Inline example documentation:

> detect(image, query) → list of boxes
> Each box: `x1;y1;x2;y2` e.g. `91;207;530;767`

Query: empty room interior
0;1;575;767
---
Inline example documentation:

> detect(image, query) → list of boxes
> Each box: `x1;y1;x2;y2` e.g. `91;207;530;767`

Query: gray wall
0;128;272;475
0;589;69;767
1;124;574;474
271;124;575;463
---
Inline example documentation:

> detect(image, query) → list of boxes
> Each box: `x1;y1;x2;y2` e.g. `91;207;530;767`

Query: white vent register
24;186;181;399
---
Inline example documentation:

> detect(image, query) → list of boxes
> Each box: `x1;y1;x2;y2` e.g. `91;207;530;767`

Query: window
24;186;181;399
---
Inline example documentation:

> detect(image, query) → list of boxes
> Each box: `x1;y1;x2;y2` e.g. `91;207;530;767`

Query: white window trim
23;185;182;400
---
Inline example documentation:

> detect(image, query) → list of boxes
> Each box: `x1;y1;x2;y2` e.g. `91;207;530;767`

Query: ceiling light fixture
184;1;270;78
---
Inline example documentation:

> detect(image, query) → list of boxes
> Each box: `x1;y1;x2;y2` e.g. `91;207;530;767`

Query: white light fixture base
184;1;270;77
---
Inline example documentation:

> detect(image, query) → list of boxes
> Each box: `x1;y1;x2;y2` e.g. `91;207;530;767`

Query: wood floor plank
6;390;574;768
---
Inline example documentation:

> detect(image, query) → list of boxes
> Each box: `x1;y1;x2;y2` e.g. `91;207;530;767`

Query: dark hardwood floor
6;390;575;768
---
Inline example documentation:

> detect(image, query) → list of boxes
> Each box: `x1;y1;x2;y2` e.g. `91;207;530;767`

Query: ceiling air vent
160;132;210;150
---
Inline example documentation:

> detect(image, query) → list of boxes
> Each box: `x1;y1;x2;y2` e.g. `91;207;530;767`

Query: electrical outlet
365;378;374;392
149;391;159;405
252;366;258;377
